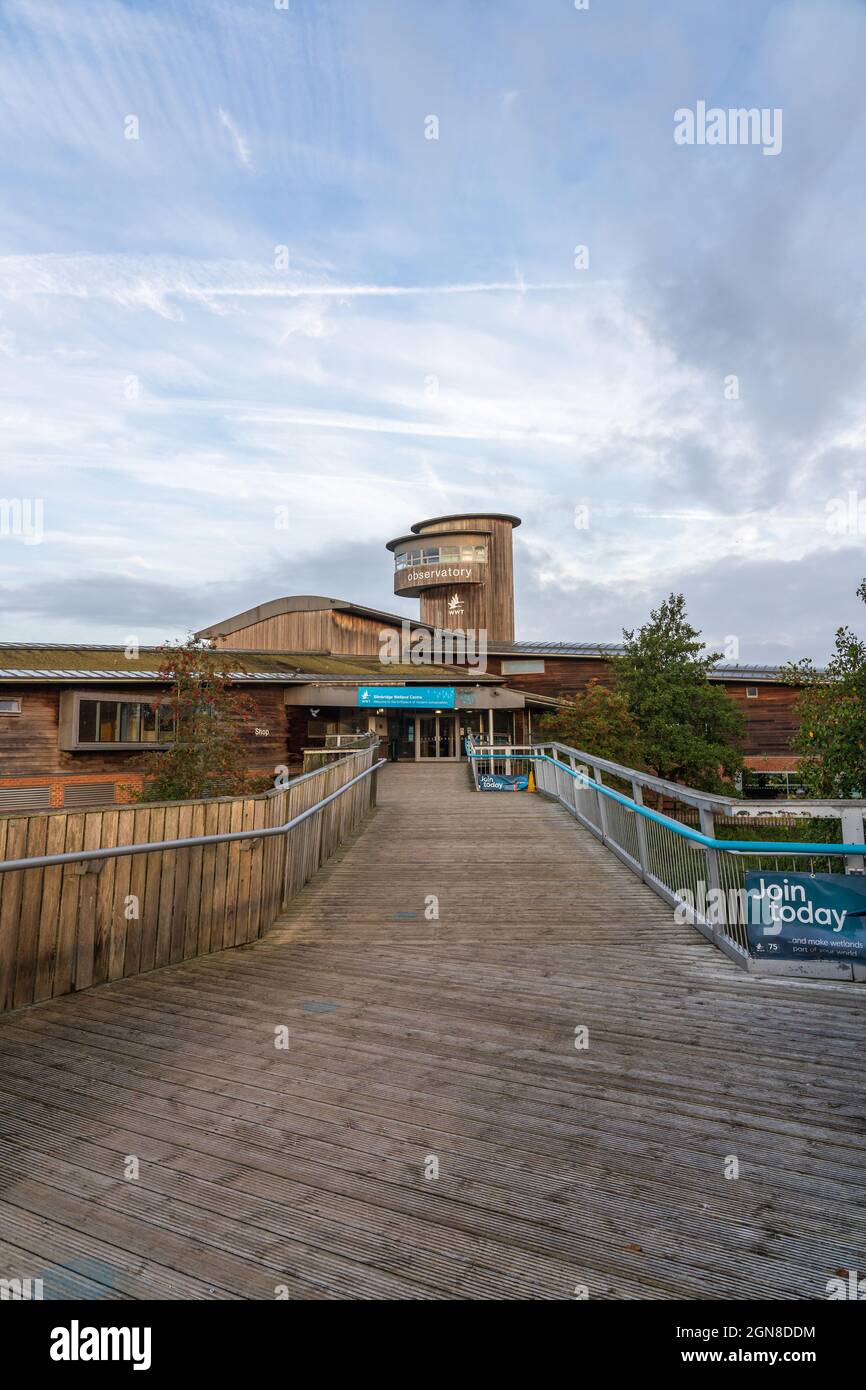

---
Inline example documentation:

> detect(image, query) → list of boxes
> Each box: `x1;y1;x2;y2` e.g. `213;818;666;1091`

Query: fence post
550;747;561;802
841;808;865;874
593;765;609;841
631;780;649;881
699;803;723;944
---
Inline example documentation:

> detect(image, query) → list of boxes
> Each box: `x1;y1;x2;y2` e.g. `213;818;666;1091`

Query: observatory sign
394;561;483;597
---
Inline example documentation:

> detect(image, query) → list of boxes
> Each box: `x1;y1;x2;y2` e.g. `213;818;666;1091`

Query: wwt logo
50;1321;152;1371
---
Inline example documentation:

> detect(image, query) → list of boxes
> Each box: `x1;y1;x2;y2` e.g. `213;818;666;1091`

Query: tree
135;637;258;802
613;593;743;792
781;578;866;798
534;679;644;767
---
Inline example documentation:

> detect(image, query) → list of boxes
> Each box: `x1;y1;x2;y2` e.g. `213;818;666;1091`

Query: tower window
395;543;487;570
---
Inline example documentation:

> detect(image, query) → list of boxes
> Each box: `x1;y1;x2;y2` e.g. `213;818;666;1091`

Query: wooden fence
0;745;378;1014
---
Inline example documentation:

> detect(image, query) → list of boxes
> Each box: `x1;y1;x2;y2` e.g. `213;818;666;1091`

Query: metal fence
465;736;866;976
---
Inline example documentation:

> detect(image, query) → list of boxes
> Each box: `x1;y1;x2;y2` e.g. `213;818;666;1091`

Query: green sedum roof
0;644;500;682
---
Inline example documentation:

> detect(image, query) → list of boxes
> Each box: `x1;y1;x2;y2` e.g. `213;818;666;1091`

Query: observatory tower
386;512;521;641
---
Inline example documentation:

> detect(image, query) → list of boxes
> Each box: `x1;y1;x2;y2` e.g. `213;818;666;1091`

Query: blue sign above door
357;686;455;709
744;871;866;963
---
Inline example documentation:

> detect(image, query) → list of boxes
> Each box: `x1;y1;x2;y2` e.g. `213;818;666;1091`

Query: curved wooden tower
386;512;521;640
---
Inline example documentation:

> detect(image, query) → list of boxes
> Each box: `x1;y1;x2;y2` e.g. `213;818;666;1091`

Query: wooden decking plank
0;763;863;1299
0;1073;853;1299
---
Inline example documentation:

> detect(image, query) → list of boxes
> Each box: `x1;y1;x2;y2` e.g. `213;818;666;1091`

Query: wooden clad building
0;511;811;810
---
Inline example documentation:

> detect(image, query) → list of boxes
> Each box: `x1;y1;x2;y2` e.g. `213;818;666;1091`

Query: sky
0;0;864;662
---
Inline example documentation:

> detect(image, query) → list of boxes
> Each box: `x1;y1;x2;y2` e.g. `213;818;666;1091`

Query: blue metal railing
466;750;866;856
466;736;866;975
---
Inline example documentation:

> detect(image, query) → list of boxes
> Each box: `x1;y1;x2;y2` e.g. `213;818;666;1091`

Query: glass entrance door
416;714;459;760
418;716;438;759
437;715;456;758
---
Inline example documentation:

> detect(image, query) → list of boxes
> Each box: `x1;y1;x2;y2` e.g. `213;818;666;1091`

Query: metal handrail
540;738;866;816
0;759;386;873
469;751;866;856
466;736;865;976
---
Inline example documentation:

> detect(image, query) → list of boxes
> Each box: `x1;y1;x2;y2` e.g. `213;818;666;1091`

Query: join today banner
478;773;529;792
744;871;866;963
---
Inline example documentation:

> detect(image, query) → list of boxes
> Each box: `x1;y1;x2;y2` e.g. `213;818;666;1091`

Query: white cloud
0;0;864;660
218;106;253;170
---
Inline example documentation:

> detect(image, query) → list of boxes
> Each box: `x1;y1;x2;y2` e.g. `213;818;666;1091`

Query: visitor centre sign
357;687;456;709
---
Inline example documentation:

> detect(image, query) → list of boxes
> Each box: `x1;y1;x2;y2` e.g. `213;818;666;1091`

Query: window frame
59;689;175;751
0;697;22;715
395;542;488;570
500;659;546;675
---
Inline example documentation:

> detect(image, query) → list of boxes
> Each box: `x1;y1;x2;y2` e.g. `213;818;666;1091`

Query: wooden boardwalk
0;763;863;1300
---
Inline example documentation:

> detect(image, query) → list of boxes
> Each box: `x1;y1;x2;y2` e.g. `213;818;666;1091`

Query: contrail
195;280;600;299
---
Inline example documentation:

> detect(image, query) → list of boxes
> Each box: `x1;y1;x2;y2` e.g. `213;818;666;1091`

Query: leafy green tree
535;679;644;767
782;578;866;798
613;593;743;792
135;637;258;802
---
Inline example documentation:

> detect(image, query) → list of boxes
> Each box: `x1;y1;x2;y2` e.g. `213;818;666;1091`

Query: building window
742;769;804;800
395;543;487;570
77;698;175;745
501;659;545;674
60;691;175;750
492;710;514;743
0;697;22;714
746;686;759;698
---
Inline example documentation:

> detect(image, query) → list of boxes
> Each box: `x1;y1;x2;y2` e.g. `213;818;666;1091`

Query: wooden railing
0;743;380;1014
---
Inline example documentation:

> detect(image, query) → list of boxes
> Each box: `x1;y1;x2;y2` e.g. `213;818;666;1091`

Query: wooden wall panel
487;659;804;759
723;683;801;756
486;656;616;696
211;609;400;656
0;685;292;785
415;516;517;641
0;691;64;776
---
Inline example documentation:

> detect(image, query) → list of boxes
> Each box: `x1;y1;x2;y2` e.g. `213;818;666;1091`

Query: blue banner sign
744;872;866;963
357;686;455;709
478;773;529;792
